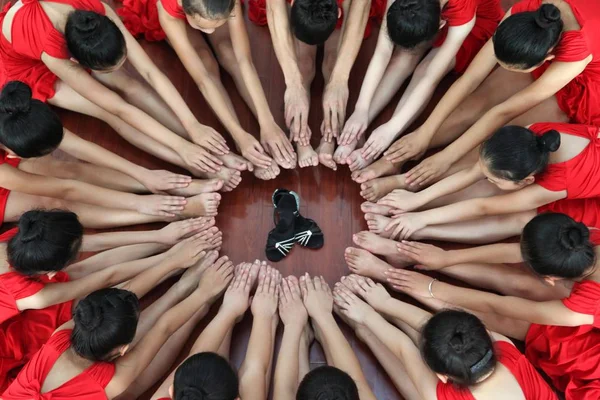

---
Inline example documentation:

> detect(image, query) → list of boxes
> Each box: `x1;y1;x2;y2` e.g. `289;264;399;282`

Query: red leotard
525;231;600;400
0;0;105;102
511;0;600;125
433;0;503;74
436;341;557;399
0;228;73;392
2;329;115;400
0;150;21;226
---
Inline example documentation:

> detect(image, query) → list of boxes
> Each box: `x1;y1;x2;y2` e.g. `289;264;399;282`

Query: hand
300;273;333;320
333;284;374;326
405;151;453;188
168;232;213;269
322;80;349;141
339;108;369;145
261;121;297;168
139;169;192;194
238;133;273;169
137;194;186;217
221;263;253;318
177;143;223;173
361;124;395;161
158;218;211;245
189;122;229;155
197;256;234;299
396;241;449;270
385;269;435;299
384;130;430;164
384;212;427;240
378;189;425;213
284;85;310;145
251;265;281;319
344;275;391;311
279;276;308;327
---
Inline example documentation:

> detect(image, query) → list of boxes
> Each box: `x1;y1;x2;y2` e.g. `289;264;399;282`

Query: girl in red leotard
0;0;250;184
117;0;297;179
2;248;233;400
388;213;600;400
356;0;600;196
0;82;223;228
333;277;557;400
368;122;600;243
0;209;219;392
340;0;503;172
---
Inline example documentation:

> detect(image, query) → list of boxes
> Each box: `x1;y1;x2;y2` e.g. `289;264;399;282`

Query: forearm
443;243;523;267
363;310;418;363
191;311;238;353
266;0;303;87
81;230;166;252
237;58;276;126
353;36;394;110
376;298;430;338
51;178;140;212
122;256;180;298
241;315;275;376
414;165;482;207
419;197;489;226
274;325;303;400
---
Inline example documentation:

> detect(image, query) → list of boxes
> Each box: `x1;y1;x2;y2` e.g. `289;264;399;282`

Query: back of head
181;0;235;19
421;310;495;386
173;352;239;400
386;0;440;49
480;125;560;182
291;0;338;45
521;213;596;278
493;4;563;69
72;288;140;361
65;11;126;71
0;81;63;158
8;210;83;275
297;366;359;400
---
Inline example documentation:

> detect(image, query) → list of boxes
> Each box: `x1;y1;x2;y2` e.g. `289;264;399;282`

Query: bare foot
333;303;371;341
333;140;358;164
169;179;224;197
360;175;405;202
353;231;411;267
347;148;372;172
332;284;374;332
352;158;400;183
344;247;393;281
364;213;393;237
254;163;281;180
219;152;253;172
180;250;220;286
361;202;394;216
182;193;221;217
317;140;337;171
279;275;309;328
297;144;319;168
200;167;242;192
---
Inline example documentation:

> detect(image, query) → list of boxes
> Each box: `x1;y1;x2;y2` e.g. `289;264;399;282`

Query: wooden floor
19;0;516;398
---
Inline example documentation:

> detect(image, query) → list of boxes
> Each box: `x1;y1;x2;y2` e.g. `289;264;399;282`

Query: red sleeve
562;281;600;328
442;0;477;27
528;123;566;192
159;0;186;20
436;380;471;400
552;30;592;63
0;273;45;324
510;0;541;14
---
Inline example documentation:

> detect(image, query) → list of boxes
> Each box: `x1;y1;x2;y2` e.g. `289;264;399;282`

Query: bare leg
298;324;313;383
48;81;186;169
4;191;167;229
351;233;412;267
216;327;234;360
351;158;401;184
345;247;406;281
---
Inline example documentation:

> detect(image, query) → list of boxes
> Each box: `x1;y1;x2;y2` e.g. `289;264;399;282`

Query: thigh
91;64;141;94
47;80;111;120
18;156;78;180
322;30;342;80
509;94;569;126
4;191;64;223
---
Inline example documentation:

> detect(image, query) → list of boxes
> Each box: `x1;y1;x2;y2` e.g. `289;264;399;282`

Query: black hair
182;0;235;19
480;125;560;182
71;288;140;361
65;11;126;71
0;81;63;158
493;4;563;69
386;0;440;49
290;0;338;45
421;310;496;386
173;352;239;400
521;213;596;279
297;366;359;400
8;210;83;276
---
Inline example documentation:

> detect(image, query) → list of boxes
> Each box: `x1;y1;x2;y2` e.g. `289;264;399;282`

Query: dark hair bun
18;212;45;243
0;81;32;115
74;299;104;331
179;387;207;400
69;10;101;33
449;330;466;353
535;4;561;29
536;129;561;152
560;222;590;250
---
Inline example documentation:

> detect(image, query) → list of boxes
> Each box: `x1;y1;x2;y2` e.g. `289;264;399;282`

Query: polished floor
12;0;518;398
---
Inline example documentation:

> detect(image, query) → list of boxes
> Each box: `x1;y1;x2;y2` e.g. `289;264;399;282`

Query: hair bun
535;4;561;29
536;129;561;152
71;10;101;33
0;81;32;115
18;212;45;243
560;222;590;250
75;300;104;331
315;386;346;400
179;386;207;400
449;331;466;353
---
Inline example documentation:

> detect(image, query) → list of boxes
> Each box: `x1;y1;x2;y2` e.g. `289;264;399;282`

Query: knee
38;196;70;211
413;59;432;80
298;59;316;86
198;49;222;80
214;41;238;73
321;53;336;78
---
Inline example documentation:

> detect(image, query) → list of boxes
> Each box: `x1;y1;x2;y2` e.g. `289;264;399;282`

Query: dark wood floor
10;0;516;398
